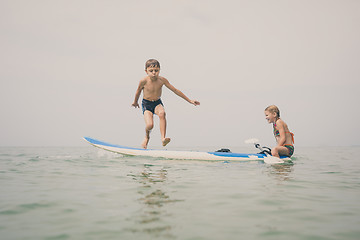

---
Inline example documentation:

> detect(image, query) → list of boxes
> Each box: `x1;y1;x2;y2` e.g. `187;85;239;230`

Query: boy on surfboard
264;105;295;158
132;59;200;149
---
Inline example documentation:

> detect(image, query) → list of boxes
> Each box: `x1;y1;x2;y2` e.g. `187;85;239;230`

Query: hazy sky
1;0;359;147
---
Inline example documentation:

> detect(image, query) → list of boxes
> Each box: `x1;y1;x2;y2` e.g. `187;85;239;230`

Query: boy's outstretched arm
163;78;200;106
132;80;146;108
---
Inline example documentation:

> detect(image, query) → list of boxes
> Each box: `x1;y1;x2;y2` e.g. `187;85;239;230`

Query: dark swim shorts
284;145;294;157
142;98;164;114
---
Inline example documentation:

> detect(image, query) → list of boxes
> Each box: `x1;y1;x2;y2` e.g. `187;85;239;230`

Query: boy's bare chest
144;80;163;92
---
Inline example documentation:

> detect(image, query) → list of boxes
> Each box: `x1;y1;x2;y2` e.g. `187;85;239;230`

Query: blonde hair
265;105;280;118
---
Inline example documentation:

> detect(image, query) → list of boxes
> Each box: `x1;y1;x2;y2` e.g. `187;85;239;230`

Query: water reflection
127;163;182;238
268;161;294;181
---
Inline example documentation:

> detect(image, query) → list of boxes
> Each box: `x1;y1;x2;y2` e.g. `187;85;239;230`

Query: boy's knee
157;111;166;118
146;123;154;130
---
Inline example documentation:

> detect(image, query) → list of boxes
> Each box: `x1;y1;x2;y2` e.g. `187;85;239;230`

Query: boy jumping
132;59;200;149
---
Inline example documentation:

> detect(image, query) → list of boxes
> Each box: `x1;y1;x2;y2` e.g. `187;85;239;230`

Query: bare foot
141;137;149;149
162;138;171;147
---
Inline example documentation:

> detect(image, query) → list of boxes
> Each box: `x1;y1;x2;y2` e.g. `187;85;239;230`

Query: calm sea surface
1;146;359;240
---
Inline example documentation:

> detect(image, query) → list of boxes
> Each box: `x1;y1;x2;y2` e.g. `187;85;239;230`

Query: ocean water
0;146;359;240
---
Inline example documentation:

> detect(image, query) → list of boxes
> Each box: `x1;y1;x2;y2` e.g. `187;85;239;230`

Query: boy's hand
132;102;140;108
191;100;200;106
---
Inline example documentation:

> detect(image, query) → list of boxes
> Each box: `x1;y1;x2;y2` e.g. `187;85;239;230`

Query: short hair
145;59;160;69
265;105;280;118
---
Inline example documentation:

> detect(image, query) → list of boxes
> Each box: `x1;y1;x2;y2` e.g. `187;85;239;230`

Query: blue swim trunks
142;98;164;114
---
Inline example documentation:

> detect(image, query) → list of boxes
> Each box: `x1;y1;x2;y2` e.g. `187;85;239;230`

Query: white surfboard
83;137;291;162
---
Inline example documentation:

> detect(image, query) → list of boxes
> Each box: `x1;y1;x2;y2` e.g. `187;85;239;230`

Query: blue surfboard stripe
209;152;289;159
84;137;145;151
208;152;266;158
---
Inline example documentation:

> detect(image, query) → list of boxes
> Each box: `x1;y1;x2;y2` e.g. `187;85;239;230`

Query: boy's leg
154;105;171;147
142;111;154;149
